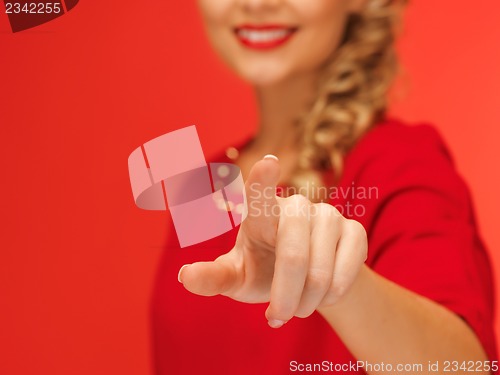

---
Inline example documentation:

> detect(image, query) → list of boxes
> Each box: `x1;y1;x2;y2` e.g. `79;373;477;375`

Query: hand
178;155;368;328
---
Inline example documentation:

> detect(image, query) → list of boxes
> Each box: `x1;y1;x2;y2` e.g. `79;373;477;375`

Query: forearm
318;265;489;374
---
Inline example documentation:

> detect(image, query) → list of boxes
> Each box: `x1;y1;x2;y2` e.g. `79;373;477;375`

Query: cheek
288;0;349;70
197;1;240;67
295;21;347;71
197;0;233;20
197;0;232;47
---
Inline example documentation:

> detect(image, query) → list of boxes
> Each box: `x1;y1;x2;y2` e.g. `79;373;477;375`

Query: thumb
243;155;281;246
178;254;239;297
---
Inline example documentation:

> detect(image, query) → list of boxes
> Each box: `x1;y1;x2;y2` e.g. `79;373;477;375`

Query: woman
152;0;497;374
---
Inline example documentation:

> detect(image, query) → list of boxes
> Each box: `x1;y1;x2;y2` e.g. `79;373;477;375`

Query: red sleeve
335;119;498;363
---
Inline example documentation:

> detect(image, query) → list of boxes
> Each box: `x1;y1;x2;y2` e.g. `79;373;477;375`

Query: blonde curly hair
289;0;407;199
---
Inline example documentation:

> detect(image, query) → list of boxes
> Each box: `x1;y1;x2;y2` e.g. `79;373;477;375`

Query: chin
237;64;292;87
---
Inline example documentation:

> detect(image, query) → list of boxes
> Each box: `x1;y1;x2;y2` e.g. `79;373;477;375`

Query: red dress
151;119;497;374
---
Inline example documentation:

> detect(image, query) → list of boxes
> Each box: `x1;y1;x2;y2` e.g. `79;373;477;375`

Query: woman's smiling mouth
234;25;298;50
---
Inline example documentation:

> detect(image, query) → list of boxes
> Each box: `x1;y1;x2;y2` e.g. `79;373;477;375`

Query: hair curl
289;0;407;199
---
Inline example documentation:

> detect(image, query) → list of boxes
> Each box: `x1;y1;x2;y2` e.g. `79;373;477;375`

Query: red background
1;1;499;374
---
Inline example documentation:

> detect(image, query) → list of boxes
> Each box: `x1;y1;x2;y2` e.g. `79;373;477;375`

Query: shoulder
341;118;464;194
336;118;474;227
343;118;454;180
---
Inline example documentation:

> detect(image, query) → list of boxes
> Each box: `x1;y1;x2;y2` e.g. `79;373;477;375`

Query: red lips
234;25;298;50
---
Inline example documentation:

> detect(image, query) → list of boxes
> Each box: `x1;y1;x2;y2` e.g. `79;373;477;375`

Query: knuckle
286;194;311;212
281;251;308;269
320;292;339;307
330;281;348;299
313;202;342;223
289;193;310;205
280;195;312;223
345;219;368;260
313;202;333;216
329;272;350;299
345;219;366;237
304;269;331;292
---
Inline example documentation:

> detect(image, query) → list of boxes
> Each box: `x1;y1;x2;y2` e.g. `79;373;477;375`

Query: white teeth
237;29;291;43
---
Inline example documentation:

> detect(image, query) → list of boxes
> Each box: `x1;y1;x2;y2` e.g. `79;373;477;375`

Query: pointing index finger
242;155;281;247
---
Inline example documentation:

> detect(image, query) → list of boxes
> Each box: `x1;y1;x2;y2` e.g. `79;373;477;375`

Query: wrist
317;264;372;319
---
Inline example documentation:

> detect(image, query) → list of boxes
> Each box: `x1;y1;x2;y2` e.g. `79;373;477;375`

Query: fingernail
268;319;287;329
177;264;190;283
263;154;279;162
